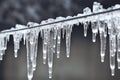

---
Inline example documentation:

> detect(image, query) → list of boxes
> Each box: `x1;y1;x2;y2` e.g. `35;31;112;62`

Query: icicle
26;22;40;80
13;33;19;58
13;24;26;58
83;7;91;38
110;52;115;76
27;22;39;71
48;47;53;79
33;36;38;70
23;33;26;45
48;30;54;79
26;32;34;80
99;21;107;62
53;28;57;53
14;40;19;58
56;28;61;58
4;36;8;51
29;32;38;71
83;22;89;37
41;19;55;64
109;35;116;76
62;28;65;39
117;34;120;69
43;29;48;64
100;33;106;62
91;22;98;42
13;38;21;58
0;33;9;60
66;25;73;58
113;17;120;69
0;2;120;79
0;37;3;60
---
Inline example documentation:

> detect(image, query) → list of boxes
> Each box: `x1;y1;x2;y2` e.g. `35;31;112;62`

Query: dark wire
0;8;120;34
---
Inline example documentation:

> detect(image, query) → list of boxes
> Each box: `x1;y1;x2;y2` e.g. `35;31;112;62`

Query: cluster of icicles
0;2;120;80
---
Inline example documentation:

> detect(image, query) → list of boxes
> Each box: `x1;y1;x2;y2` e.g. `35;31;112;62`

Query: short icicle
91;22;98;42
83;22;89;37
13;24;26;58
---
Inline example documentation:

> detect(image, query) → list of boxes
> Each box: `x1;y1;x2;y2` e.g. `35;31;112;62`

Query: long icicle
53;28;57;54
99;21;107;62
66;25;73;58
56;28;61;58
48;30;54;79
109;34;116;76
28;22;39;71
117;34;120;69
43;29;48;64
26;32;34;80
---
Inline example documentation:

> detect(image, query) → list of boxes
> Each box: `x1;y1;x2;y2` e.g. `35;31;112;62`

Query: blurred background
0;0;120;80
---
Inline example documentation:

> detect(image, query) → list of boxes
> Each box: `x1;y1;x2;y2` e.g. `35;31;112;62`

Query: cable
0;8;120;34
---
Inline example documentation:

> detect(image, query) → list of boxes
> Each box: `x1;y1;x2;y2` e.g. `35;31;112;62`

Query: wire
0;8;120;34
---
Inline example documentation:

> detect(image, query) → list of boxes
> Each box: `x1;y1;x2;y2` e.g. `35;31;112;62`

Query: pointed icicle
13;32;21;58
66;25;73;58
27;22;39;71
13;39;20;58
109;35;116;76
47;30;54;79
43;29;48;64
26;32;34;80
91;22;98;42
33;37;38;70
48;47;53;79
26;22;39;80
83;22;89;37
99;21;107;62
100;32;106;62
29;32;38;71
83;7;91;37
56;28;61;58
117;34;120;69
0;36;3;60
53;28;57;53
13;24;25;58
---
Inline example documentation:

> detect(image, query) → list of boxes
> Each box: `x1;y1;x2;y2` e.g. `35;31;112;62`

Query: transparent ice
0;2;120;80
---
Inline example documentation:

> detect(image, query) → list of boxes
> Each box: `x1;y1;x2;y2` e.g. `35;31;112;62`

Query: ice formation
0;2;120;80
